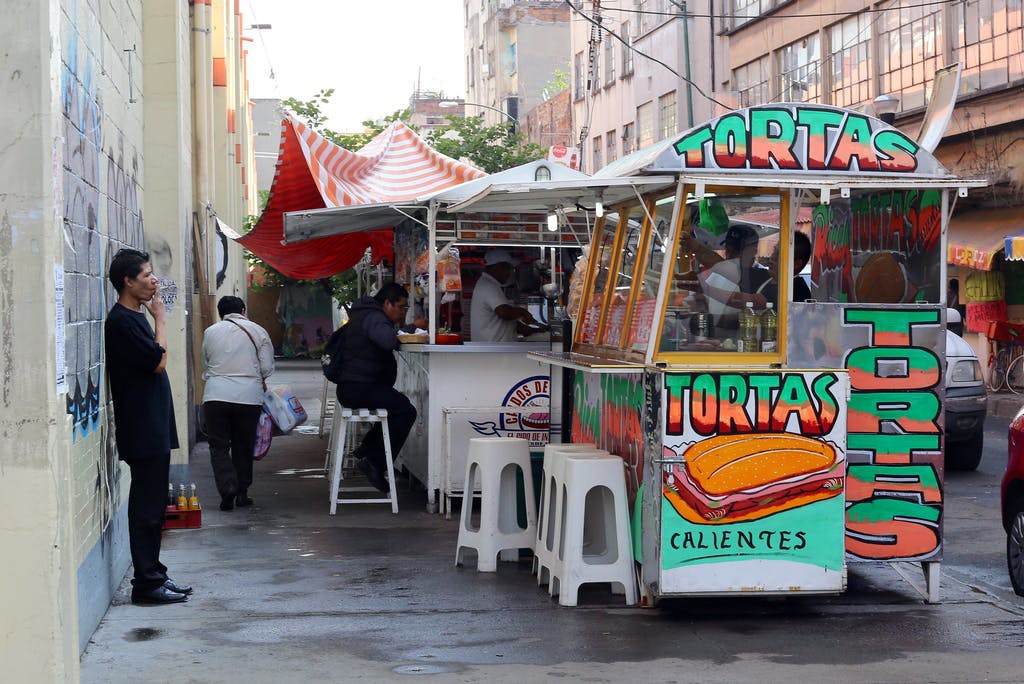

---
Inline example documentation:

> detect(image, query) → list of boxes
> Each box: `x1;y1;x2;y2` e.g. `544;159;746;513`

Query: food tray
397;333;429;344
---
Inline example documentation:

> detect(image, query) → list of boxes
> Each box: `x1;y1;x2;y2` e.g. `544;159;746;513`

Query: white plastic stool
549;452;638;607
533;443;601;586
328;408;398;515
455;437;535;572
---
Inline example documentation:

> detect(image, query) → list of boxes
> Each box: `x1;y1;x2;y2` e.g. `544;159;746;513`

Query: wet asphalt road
79;364;1024;683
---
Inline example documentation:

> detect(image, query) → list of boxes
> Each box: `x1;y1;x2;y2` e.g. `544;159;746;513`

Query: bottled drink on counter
177;484;188;510
188;483;199;510
167;483;175;507
739;302;758;353
761;302;778;352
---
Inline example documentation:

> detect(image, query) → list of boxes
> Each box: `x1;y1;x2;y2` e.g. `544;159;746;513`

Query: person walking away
202;296;275;511
105;248;191;604
335;282;424;492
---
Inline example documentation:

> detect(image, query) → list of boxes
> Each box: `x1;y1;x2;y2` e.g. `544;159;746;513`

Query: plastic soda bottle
739;302;758;353
188;483;200;510
760;302;778;352
177;484;188;510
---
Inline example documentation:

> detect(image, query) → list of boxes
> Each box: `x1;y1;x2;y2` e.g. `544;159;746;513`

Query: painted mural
571;372;645;496
659;371;848;586
788;303;945;561
809;189;942;304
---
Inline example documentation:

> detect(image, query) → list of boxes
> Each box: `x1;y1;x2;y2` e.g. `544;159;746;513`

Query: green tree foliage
425;115;544;173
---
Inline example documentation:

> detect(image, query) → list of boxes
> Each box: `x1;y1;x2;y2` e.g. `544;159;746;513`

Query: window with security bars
828;13;872;108
734;56;770;107
728;0;789;31
592;135;603;172
606;130;617;164
659;91;677;140
955;0;1024;94
877;0;943;111
777;34;822;103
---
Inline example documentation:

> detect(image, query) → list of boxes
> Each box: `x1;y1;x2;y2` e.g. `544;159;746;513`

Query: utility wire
565;0;733;110
600;0;957;21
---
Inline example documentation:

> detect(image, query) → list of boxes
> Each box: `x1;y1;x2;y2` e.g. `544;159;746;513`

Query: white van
945;308;988;471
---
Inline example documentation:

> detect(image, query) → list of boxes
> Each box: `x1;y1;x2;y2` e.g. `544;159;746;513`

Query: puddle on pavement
124;627;161;642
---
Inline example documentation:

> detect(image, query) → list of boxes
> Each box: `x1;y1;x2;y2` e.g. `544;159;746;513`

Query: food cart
444;103;985;602
284;162;677;513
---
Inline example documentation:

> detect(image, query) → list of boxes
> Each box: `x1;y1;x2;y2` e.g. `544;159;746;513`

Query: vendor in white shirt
470;249;544;342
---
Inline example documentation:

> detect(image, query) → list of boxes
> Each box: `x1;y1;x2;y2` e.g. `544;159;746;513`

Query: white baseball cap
484;249;518;266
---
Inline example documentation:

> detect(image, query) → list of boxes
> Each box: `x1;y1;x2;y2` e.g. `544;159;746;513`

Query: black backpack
321;323;348;383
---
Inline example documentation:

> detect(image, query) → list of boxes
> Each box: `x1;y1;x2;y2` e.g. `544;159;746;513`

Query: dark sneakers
131;585;187;604
356;457;390;493
236;490;254;507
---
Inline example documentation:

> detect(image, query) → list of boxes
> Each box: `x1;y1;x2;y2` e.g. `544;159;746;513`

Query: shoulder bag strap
226;318;267;391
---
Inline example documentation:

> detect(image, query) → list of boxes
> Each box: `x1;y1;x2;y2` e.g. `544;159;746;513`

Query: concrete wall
0;0;257;676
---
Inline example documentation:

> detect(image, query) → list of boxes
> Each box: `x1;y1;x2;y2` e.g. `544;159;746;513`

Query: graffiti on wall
62;20;105;442
843;307;943;561
572;372;645;494
659;371;848;576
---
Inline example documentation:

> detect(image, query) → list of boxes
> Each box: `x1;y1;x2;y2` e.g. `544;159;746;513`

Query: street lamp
873;94;900;125
439;100;518;125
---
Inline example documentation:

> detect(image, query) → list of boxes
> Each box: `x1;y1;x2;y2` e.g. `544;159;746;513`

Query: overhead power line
602;0;957;21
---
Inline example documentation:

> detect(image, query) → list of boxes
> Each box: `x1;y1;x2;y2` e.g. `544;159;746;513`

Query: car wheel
1008;510;1024;597
946;431;983;471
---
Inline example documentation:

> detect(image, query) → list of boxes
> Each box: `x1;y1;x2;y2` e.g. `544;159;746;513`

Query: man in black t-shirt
106;248;191;605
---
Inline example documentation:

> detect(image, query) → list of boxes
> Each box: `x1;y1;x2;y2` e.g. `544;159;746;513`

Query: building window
574;51;585;100
637;102;654;149
828;14;872;108
728;0;786;31
734;56;770;107
605;30;616;85
606;130;617;164
777;34;822;103
592;135;603;172
621;21;634;76
622;122;635;155
659;91;677;140
956;0;1024;95
591;42;601;92
877;0;944;111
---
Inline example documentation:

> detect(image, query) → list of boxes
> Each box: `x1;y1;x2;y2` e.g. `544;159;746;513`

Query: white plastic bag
263;385;307;433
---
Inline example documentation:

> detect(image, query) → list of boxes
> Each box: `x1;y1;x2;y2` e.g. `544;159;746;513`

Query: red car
1004;406;1024;596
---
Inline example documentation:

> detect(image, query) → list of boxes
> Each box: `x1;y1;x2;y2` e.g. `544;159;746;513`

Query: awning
445;176;678;214
237;117;486;279
1007;227;1024;261
283;160;592;244
947;207;1022;270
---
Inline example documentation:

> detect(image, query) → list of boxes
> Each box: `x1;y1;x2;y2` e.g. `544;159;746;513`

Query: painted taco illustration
664;433;843;524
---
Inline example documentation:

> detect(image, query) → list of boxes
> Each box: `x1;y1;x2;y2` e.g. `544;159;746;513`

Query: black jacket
338;296;400;386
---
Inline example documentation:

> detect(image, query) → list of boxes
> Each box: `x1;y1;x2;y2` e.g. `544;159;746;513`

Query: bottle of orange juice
188;483;200;510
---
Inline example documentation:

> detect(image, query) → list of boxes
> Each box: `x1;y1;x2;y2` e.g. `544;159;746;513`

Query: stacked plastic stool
327;408;398;515
455;437;536;572
548;451;638;607
533;443;602;587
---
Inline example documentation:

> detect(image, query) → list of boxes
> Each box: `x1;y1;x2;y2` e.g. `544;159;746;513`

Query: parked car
944;309;987;471
1004;405;1024;596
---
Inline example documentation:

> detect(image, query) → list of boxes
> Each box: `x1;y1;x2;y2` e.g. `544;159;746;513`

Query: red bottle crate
162;505;202;530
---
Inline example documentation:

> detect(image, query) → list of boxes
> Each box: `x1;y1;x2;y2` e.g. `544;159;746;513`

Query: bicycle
987;320;1024;393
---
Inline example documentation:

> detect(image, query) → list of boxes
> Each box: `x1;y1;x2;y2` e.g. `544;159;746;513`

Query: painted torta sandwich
664;433;843;524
